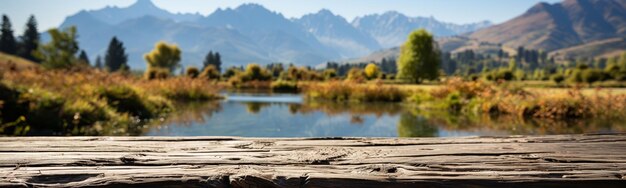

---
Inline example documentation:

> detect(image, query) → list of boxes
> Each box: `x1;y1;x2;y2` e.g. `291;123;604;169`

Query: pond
143;91;626;137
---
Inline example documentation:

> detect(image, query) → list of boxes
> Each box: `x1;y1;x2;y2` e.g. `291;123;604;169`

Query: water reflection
144;92;626;137
397;113;438;137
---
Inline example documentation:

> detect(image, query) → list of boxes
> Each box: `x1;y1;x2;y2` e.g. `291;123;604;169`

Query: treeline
3;14;626;86
0;15;39;62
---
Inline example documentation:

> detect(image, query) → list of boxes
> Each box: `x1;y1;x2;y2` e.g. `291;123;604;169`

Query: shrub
551;74;565;85
244;63;271;81
145;67;170;80
496;69;514;81
346;68;366;83
199;65;220;80
364;63;381;80
323;69;337;80
17;87;65;129
271;80;298;92
96;85;153;118
185;66;200;78
282;66;323;81
227;75;243;88
222;67;240;79
62;99;108;127
580;69;602;86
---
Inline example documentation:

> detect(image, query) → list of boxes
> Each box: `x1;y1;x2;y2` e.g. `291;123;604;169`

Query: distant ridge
470;0;626;51
55;0;496;69
352;11;491;48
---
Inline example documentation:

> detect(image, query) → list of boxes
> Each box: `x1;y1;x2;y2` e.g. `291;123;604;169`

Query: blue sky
2;0;561;32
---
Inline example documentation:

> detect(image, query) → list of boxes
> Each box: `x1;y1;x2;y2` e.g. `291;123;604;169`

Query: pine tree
203;51;214;69
203;51;222;73
214;52;222;72
78;50;90;65
0;15;17;54
104;37;128;72
18;15;39;62
94;55;103;69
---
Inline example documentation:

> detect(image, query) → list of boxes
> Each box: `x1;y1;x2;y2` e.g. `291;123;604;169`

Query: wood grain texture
0;134;625;187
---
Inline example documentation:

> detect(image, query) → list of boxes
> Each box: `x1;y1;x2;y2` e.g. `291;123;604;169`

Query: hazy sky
2;0;562;32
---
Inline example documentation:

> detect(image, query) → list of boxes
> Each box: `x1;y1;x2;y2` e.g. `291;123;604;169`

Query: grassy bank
304;81;406;102
300;77;626;119
409;78;626;119
0;54;222;135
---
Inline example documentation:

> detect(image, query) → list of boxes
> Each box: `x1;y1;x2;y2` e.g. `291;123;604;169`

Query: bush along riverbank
408;78;626;119
304;81;407;102
300;78;626;119
0;65;222;136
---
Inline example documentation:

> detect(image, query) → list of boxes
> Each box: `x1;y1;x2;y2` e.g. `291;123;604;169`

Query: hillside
0;52;38;70
343;47;400;64
470;0;626;51
549;37;626;60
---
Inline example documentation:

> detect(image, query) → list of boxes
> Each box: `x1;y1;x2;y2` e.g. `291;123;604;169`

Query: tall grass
0;65;222;135
304;81;406;102
411;77;626;119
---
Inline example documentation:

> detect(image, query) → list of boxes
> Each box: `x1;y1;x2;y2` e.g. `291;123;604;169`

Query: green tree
203;51;222;72
396;29;440;83
104;37;129;72
94;55;103;69
17;15;39;62
78;50;90;65
34;26;79;69
144;41;181;73
508;58;517;71
619;52;626;71
0;15;17;54
364;63;381;79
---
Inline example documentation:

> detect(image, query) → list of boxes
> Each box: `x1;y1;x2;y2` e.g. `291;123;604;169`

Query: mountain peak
317;9;334;16
525;2;556;15
130;0;157;9
380;11;404;17
236;3;268;11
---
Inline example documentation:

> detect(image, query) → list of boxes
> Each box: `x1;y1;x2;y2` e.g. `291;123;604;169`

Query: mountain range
56;0;491;69
349;0;626;64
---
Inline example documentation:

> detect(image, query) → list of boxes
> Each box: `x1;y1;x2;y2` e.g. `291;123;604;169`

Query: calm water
143;92;626;137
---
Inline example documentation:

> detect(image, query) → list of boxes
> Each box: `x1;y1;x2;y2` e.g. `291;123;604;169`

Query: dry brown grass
0;60;222;135
416;78;626;119
304;81;406;102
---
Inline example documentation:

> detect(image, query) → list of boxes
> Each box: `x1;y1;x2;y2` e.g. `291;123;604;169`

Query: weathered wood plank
0;134;625;187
